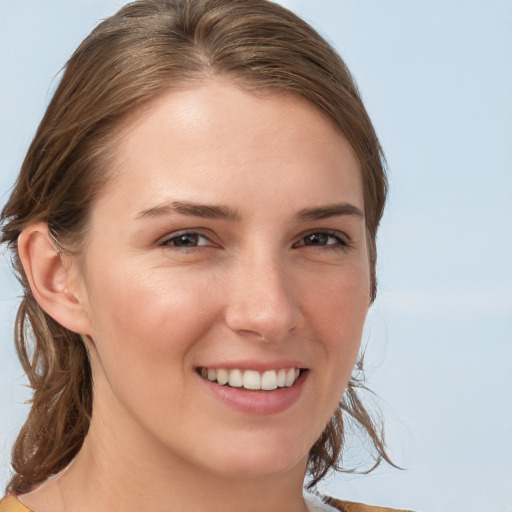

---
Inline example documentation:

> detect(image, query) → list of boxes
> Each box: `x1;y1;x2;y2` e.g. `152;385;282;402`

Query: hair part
1;0;389;494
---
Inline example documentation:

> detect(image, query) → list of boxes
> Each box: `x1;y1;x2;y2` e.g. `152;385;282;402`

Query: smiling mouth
197;367;305;391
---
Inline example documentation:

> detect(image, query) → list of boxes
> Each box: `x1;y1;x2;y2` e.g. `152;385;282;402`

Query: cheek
304;262;369;336
82;266;225;430
300;265;369;386
84;265;222;374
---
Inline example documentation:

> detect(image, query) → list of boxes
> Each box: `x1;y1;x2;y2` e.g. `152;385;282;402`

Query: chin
206;452;307;481
191;429;313;480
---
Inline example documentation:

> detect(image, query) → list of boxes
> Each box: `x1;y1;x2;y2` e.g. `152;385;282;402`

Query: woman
0;1;410;511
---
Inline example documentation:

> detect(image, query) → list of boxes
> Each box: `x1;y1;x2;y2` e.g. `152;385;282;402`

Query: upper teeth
200;367;301;390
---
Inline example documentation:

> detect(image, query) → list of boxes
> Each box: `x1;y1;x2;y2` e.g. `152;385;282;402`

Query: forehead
99;81;364;216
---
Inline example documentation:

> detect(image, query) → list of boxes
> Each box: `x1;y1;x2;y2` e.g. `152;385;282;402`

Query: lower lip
199;371;308;415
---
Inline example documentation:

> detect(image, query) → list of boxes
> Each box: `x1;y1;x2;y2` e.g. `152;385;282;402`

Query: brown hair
1;0;390;494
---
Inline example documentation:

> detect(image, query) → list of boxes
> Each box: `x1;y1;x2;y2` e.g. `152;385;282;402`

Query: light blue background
1;2;511;511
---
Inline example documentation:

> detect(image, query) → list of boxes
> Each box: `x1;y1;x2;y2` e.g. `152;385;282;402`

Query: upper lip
195;359;308;372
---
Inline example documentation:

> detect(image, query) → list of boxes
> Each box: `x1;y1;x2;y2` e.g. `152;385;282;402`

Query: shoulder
0;496;31;512
323;495;414;512
304;490;413;512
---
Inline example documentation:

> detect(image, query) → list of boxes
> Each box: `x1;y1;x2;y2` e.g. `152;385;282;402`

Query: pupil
177;234;198;246
307;233;327;245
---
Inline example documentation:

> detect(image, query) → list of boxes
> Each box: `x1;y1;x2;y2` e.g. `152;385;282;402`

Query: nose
224;251;303;343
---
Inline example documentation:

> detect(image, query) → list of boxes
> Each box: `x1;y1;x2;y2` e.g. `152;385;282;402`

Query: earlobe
17;223;91;335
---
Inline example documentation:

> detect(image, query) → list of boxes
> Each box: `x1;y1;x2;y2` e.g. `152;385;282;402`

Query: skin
18;81;371;512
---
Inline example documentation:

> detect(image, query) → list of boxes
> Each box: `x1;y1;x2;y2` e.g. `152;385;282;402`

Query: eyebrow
135;200;363;222
135;200;242;221
295;203;364;222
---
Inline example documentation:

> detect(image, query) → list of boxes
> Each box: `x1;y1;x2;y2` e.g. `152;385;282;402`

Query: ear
17;223;91;335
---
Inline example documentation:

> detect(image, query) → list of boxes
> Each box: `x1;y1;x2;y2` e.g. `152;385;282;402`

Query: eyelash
159;230;351;252
159;231;213;251
293;230;352;250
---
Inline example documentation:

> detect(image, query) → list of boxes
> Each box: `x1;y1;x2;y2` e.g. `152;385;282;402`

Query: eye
294;231;350;249
159;231;212;248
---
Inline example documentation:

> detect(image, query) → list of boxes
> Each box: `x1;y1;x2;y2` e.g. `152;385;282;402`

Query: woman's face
72;81;370;479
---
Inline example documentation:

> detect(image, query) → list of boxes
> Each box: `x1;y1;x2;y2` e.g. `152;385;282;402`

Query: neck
57;408;309;512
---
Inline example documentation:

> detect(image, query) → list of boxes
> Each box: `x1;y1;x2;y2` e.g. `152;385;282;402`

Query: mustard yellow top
0;496;29;512
0;494;412;512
